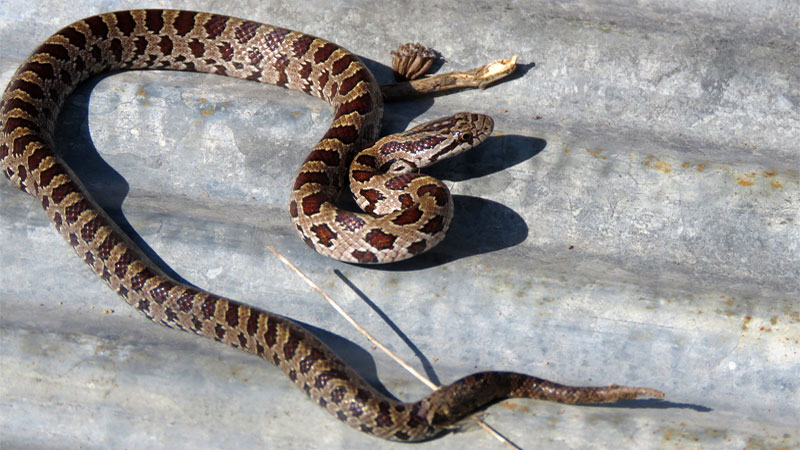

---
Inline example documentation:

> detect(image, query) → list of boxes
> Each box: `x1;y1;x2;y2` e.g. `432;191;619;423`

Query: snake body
1;10;662;442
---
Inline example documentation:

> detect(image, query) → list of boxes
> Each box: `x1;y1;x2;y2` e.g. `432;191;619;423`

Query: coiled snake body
1;10;661;442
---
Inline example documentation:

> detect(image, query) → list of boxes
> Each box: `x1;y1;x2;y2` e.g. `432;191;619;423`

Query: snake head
449;112;494;146
406;112;494;167
361;112;494;174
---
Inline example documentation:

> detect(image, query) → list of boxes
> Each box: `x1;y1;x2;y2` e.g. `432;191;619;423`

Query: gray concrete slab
1;1;798;449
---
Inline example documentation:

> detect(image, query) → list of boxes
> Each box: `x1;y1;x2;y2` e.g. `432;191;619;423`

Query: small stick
267;246;520;449
267;246;436;389
381;55;519;100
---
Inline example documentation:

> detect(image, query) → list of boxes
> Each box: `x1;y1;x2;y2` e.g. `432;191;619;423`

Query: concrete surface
1;1;798;449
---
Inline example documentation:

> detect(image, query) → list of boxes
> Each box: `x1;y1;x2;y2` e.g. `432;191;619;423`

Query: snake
1;9;663;442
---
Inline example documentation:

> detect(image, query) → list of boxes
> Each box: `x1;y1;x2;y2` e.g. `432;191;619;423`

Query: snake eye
458;132;473;144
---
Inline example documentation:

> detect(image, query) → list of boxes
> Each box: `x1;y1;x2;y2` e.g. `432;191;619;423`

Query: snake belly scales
0;9;662;442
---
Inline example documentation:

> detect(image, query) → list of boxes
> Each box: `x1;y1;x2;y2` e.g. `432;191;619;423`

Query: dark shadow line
582;398;712;412
288;318;399;401
332;269;441;386
54;72;192;286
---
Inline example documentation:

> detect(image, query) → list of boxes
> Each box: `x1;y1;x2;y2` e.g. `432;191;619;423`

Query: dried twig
381;55;519;100
267;246;522;449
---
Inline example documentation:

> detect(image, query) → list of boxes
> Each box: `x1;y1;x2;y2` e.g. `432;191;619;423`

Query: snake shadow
357;133;547;272
289;319;403;400
585;398;712;412
53;74;193;285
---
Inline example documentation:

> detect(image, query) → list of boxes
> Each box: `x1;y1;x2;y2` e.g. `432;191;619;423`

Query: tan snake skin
0;10;663;442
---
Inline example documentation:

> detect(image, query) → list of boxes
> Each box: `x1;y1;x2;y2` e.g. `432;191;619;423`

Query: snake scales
1;9;663;442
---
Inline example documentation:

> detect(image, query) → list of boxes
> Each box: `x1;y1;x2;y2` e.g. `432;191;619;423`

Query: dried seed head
390;43;438;80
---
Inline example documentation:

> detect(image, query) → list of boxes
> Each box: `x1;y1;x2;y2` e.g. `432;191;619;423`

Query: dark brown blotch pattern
365;229;396;250
310;223;337;246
